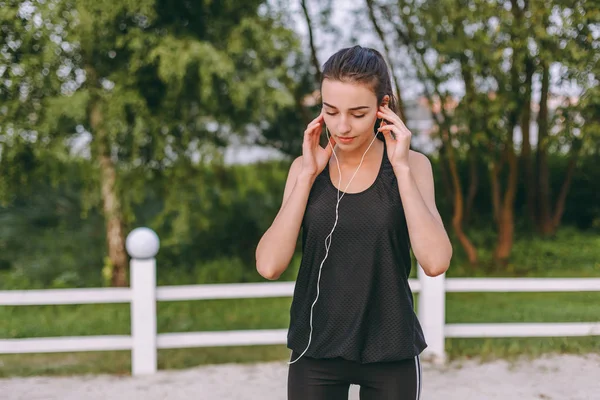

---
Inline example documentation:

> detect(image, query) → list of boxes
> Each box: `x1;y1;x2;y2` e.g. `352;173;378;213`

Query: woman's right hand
300;111;336;179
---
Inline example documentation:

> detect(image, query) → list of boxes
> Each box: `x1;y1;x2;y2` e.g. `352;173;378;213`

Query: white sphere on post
126;227;160;259
126;227;159;376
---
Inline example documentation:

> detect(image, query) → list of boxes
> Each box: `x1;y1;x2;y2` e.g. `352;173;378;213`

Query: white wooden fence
1;227;600;376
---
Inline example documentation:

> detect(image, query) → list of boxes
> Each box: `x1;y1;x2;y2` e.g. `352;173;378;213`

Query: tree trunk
445;129;478;265
551;147;580;233
438;142;455;208
459;54;479;225
493;21;523;262
536;62;553;235
490;158;502;225
90;99;128;287
465;148;478;225
493;73;520;263
521;58;536;225
494;145;518;262
494;201;515;263
300;0;322;84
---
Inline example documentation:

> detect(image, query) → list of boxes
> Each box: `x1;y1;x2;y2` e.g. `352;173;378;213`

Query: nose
337;116;351;135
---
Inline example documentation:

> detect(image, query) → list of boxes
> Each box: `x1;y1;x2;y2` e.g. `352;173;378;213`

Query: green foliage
448;227;600;277
368;0;599;262
1;153;598;289
148;158;294;277
0;163;106;289
432;152;600;230
0;0;304;264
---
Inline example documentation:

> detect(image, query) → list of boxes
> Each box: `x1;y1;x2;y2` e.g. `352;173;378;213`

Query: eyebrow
323;102;370;111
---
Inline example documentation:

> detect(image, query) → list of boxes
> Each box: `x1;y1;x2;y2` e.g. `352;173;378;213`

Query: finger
324;135;336;157
303;124;319;148
378;126;395;141
377;106;404;127
377;124;401;135
304;121;322;136
309;111;324;126
379;128;396;151
312;122;324;138
377;110;401;127
379;124;410;143
305;123;325;151
380;106;410;130
379;114;410;139
379;124;412;143
304;118;323;139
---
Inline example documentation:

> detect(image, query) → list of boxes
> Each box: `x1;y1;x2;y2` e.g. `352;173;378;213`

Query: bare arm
255;110;334;280
394;151;453;276
255;157;314;280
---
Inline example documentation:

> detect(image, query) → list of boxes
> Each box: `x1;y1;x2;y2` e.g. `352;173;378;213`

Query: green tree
529;0;600;236
364;0;481;265
0;0;299;285
361;0;599;265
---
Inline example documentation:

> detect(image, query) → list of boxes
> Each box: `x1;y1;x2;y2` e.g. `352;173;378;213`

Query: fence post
126;227;160;376
417;264;446;364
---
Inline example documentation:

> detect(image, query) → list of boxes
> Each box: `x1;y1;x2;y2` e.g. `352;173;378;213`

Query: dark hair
320;46;397;138
321;45;398;112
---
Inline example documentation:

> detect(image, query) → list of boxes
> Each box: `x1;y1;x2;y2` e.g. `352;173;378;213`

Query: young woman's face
321;79;380;150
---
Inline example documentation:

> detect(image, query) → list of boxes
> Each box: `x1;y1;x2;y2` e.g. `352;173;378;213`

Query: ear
380;95;390;108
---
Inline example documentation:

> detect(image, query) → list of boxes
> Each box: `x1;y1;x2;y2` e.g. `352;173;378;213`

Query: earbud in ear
380;94;391;109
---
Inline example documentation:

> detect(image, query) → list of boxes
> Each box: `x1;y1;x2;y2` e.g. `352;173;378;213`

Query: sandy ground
2;353;600;400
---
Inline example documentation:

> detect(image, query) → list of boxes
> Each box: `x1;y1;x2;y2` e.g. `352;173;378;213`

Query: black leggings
287;351;422;400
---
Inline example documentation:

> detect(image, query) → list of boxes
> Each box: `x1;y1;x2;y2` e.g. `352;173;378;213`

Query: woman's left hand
377;105;411;170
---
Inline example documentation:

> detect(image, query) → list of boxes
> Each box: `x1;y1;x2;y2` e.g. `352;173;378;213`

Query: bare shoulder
408;150;433;174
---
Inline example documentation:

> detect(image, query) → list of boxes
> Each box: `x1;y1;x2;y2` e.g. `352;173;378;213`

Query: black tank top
287;137;427;364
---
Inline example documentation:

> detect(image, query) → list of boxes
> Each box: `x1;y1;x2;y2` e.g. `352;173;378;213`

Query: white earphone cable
288;126;380;365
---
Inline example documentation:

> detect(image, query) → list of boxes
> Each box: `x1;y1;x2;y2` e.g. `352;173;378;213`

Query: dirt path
3;353;599;399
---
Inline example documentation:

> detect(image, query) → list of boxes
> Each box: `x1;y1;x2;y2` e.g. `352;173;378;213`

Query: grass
444;292;600;362
2;292;600;377
0;299;293;377
1;227;599;377
444;226;600;278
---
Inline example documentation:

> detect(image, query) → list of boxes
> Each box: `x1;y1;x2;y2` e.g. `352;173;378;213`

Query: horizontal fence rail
0;288;132;306
0;336;133;354
445;322;600;338
1;228;599;375
4;277;599;306
445;278;600;292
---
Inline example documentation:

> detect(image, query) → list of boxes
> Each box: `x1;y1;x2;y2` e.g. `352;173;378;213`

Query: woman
255;45;452;400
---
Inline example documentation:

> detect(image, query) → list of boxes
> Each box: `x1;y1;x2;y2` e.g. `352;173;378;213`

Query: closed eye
325;112;365;118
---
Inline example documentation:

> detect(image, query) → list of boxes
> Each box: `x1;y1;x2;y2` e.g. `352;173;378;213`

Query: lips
337;136;355;143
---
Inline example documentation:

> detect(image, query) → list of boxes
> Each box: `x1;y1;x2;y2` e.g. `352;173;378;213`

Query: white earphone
288;122;381;365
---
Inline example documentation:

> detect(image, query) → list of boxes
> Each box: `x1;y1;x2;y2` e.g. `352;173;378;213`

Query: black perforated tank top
287;137;427;364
